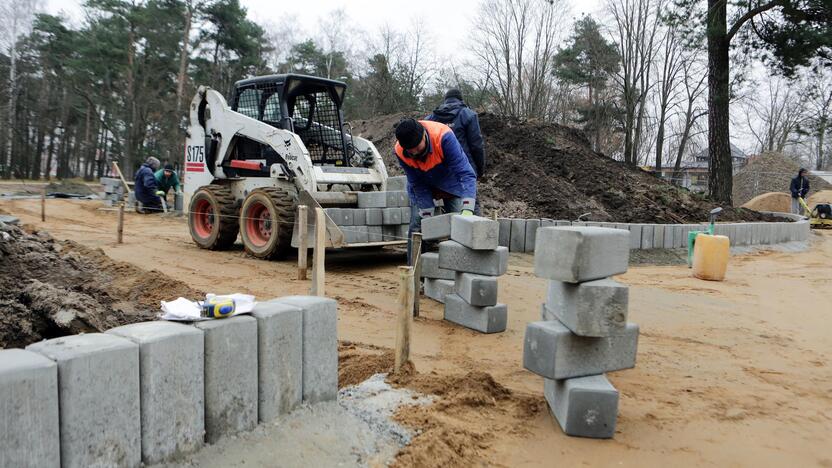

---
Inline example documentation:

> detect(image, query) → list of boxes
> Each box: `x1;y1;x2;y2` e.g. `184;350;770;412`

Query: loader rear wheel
239;188;296;259
189;186;239;250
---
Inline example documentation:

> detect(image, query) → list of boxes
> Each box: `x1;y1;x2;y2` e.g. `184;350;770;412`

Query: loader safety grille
289;92;348;166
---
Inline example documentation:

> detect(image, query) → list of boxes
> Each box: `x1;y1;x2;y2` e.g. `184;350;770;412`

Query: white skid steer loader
182;74;405;259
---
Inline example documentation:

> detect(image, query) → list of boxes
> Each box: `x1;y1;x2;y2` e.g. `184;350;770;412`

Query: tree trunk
126;24;137;171
175;2;193;115
44;125;55;180
707;0;733;205
655;106;666;173
817;124;826;170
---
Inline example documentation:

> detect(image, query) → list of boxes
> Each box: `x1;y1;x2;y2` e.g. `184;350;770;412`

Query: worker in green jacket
154;164;181;199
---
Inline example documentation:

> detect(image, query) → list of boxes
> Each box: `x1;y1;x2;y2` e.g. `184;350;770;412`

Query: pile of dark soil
351;113;774;223
733;152;832;206
0;221;204;348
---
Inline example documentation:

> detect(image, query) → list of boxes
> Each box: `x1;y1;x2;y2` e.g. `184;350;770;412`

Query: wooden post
117;203;125;244
297;205;308;280
112;161;131;201
41;187;46;222
394;265;415;373
310;207;326;296
411;232;423;317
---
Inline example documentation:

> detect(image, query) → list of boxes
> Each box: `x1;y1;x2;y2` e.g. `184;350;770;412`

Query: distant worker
134;156;163;213
154;163;181;200
790;167;810;215
426;88;485;214
394;118;478;263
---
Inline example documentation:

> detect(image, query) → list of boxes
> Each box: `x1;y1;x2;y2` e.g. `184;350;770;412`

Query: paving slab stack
99;177;126;207
524;226;639;439
325;176;411;243
420;213;509;333
1;295;338;467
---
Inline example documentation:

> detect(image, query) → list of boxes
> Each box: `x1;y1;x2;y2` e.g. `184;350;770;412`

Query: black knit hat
395;119;425;150
164;163;174;171
445;88;463;100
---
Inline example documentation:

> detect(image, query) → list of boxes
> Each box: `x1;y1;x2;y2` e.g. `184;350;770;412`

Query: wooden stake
394;265;415;373
41;187;46;222
297;205;308;280
411;232;423;317
112;161;131;200
117;203;125;244
310;207;326;296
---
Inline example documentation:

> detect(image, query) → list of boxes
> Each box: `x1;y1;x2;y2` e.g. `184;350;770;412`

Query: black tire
188;185;239;250
239;187;296;259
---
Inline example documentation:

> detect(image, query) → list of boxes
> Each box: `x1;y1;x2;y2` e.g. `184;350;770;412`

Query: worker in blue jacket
134;156;163;213
426;88;485;180
790;168;810;214
394;118;477;262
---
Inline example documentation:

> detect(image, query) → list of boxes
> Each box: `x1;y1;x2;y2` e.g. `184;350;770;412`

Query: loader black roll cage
229;74;350;166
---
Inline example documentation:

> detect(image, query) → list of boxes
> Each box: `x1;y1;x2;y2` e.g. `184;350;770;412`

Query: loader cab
229;74;350;167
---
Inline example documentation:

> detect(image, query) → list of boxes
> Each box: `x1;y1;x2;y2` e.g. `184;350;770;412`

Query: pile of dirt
808;190;832;208
0;221;204;348
733;153;832;206
351;113;774;223
741;192;792;212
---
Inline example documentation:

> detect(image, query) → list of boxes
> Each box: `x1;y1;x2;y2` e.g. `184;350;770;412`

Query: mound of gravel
733;153;832;206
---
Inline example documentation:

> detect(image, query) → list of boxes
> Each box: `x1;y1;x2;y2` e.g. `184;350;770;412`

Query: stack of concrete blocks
1;295;337;466
524;226;639;439
421;213;509;333
498;217;572;253
325;180;412;244
99;177;125;207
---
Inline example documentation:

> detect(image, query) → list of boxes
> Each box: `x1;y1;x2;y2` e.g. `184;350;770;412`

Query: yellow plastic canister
692;233;730;281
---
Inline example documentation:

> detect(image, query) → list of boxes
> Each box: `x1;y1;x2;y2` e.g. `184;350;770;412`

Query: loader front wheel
240;188;295;259
189;186;239;250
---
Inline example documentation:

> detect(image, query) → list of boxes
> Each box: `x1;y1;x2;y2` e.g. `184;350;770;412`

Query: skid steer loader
182;73;404;259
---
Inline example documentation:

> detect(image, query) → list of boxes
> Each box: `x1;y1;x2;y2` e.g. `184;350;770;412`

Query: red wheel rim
245;201;272;248
193;198;214;239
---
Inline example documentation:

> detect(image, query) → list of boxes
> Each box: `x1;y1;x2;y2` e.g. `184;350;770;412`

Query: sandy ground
3;198;831;467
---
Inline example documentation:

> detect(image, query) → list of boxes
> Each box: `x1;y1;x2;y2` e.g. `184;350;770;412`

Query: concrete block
421;252;455;280
400;206;411;223
498;218;512;247
510;219;527;252
398;223;410;240
384;190;406;207
640;224;654;249
556;220;572;226
352;208;367;226
273;296;338;404
523;321;639;379
251;302;303;422
194;316;258;443
454;272;499;306
27;333;140;468
672;225;687;249
544;375;619;439
386;175;407;191
342;208;355;226
422;213;454;240
451;215;499;250
382;225;399;241
625;224;642;249
382;207;402;225
544;279;628;337
534;227;629;283
0;349;59;468
107;322;204;463
662;225;674;249
0;214;21;225
424;278;455;303
368;225;383;242
345;225;370;243
357;191;387;208
444;294;507;334
525;219;541;253
325;207;341;225
541;219;556;228
366;208;383;225
438;241;509;276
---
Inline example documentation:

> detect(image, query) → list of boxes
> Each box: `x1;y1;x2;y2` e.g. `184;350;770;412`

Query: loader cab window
235;88;261;120
262;93;282;123
286;89;347;166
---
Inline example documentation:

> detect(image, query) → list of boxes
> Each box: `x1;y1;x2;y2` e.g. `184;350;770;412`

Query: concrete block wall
100;177;126;208
495;215;810;252
327;191;412;244
3;295;339;466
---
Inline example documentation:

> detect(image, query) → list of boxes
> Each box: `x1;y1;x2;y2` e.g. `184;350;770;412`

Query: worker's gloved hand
461;209;474;216
155;191;165;197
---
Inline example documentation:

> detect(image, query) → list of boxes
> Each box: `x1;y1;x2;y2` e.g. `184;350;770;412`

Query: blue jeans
407;197;464;265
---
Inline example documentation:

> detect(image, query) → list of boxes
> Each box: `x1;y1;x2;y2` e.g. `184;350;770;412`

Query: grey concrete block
398;223;410;240
273;296;338;404
523;321;639;379
341;209;354;226
386;175;407;191
421;252;455;280
382;207;402;225
325;207;341;225
368;225;383;242
544;279;628;337
444;294;507;334
451;215;499;250
0;349;59;468
652;225;665;249
357;191;387;208
663;225;674;249
352;208;367;226
366;208;383;225
498;218;512;247
672;225;687;249
107;322;205;463
385;191;409;207
422;213;454;240
544;375;619;439
0;214;21;225
252;302;303;422
541;219;556;228
27;333;141;468
438;241;509;276
382;225;399;241
534;227;629;283
625;224;642;249
525;219;541;253
345;225;370;243
424;278;455;303
400;206;411;223
454;272;499;306
640;224;654;249
510;219;527;252
194;316;258;444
